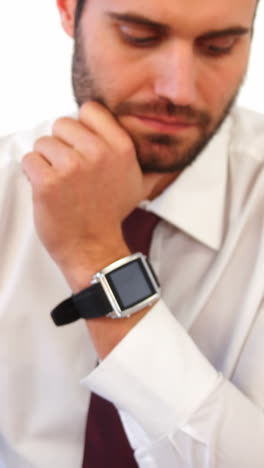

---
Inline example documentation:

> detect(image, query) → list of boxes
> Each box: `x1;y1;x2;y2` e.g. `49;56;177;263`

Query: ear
56;0;77;38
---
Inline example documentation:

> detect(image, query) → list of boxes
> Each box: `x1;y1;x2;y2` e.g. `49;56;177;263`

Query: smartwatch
51;253;160;326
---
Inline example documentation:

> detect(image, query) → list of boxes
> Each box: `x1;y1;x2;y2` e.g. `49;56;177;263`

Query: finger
79;101;134;154
52;117;103;160
33;136;82;171
22;152;53;186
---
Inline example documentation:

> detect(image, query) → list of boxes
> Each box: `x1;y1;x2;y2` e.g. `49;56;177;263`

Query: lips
132;114;197;126
126;113;198;133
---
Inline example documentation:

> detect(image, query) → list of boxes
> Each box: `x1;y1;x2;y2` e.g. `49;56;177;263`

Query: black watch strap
51;282;112;326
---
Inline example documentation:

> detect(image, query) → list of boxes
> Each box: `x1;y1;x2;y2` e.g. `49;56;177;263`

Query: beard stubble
71;25;240;173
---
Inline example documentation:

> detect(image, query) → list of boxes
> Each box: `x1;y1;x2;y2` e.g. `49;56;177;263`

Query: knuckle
79;101;104;125
22;151;38;169
33;136;50;153
79;101;96;118
22;152;32;164
52;117;72;135
93;146;110;168
62;155;83;176
36;179;55;199
21;153;31;172
92;140;105;159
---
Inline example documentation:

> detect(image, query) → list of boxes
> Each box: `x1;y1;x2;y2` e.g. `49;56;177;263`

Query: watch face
106;259;156;310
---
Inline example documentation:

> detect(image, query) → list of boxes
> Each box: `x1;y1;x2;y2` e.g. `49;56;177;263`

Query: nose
153;40;198;106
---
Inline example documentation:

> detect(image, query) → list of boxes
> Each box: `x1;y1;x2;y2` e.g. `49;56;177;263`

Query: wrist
60;243;131;293
51;251;161;358
86;308;150;359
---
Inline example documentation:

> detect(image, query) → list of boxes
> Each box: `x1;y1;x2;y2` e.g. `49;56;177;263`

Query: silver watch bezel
91;253;160;318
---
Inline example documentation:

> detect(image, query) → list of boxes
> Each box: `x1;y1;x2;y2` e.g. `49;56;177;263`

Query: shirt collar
141;114;233;251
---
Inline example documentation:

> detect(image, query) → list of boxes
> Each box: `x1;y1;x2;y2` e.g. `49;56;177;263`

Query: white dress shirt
0;106;264;467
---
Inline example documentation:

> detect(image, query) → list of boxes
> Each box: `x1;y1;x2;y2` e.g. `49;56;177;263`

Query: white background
0;0;264;137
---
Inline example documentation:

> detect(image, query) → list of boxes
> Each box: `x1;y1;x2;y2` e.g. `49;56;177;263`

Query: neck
148;171;180;200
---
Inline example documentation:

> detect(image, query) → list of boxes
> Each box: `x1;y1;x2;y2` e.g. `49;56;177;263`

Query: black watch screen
106;258;157;310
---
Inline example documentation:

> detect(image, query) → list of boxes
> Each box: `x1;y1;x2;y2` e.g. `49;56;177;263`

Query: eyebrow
106;12;251;38
200;27;251;40
105;12;168;31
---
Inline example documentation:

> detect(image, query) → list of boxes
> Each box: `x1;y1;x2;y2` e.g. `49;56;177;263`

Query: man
0;0;263;466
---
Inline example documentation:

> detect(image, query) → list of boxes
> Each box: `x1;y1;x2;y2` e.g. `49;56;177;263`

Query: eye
119;24;160;47
197;36;238;57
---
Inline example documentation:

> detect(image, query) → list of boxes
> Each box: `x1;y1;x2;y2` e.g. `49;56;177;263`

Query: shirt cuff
81;300;222;440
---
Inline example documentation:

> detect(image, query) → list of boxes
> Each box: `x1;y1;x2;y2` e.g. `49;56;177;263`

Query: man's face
71;0;256;173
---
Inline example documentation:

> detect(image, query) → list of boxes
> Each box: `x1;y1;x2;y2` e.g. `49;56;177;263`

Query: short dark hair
75;0;86;29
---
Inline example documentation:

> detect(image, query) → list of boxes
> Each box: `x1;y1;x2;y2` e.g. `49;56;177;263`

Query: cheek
197;58;247;116
84;27;151;105
199;40;250;111
95;54;149;106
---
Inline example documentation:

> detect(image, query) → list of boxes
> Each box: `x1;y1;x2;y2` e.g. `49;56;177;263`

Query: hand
22;102;158;290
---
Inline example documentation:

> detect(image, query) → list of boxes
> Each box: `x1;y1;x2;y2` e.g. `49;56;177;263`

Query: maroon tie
82;208;160;467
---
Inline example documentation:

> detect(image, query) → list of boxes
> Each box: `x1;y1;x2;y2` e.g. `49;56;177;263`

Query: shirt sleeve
81;300;264;468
